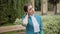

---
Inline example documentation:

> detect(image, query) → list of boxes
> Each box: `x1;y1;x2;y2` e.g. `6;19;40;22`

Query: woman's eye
29;8;32;10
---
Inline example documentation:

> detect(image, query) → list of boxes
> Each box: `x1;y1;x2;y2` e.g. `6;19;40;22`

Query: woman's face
27;5;35;15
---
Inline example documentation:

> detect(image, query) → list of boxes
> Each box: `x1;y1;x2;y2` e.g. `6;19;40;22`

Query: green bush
42;15;60;34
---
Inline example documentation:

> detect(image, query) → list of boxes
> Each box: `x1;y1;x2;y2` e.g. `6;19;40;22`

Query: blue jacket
22;14;44;34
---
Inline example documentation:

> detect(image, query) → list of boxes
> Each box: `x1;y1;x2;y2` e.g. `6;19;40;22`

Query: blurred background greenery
0;0;60;34
0;0;30;26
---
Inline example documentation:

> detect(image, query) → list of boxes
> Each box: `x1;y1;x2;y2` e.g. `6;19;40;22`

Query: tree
35;0;41;11
0;0;30;25
48;0;60;14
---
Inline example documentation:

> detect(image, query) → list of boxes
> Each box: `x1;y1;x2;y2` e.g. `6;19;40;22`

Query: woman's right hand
22;13;28;26
26;13;28;18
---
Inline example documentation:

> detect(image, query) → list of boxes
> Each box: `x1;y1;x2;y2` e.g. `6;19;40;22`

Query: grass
0;31;15;34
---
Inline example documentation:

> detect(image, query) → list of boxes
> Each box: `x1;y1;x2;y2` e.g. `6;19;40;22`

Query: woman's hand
22;13;28;26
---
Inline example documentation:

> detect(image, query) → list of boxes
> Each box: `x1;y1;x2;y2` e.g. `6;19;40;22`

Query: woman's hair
24;3;32;12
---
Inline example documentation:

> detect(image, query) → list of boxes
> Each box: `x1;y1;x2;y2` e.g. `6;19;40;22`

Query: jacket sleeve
22;15;28;27
40;16;44;34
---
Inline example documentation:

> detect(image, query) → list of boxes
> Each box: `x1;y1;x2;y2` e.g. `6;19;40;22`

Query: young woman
22;4;44;34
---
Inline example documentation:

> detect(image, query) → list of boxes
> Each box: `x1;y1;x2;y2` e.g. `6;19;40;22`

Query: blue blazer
22;14;44;34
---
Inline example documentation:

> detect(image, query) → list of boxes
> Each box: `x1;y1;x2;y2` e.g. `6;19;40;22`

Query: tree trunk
53;4;57;15
41;0;47;15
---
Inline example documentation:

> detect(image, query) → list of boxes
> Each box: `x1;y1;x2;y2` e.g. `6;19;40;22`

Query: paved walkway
0;25;25;33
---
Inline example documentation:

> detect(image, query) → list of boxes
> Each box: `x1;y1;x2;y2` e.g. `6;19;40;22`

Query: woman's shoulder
34;14;42;18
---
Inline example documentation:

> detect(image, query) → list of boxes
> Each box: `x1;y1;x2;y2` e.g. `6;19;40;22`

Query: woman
22;4;44;34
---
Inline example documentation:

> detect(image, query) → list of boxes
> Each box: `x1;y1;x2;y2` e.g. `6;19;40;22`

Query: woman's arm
22;14;28;26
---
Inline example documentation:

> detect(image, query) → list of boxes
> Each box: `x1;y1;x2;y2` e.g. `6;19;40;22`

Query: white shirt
30;15;40;32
